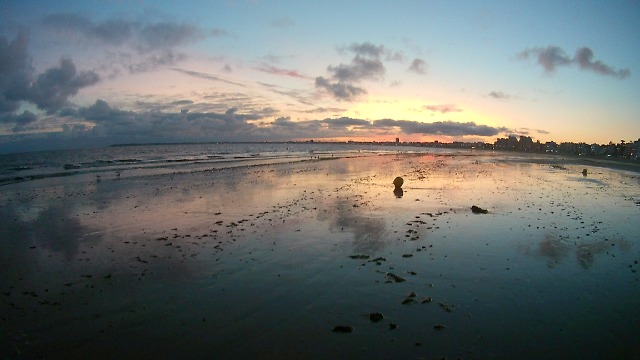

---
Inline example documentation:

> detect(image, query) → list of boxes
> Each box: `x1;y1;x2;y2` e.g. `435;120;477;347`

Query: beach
1;150;639;359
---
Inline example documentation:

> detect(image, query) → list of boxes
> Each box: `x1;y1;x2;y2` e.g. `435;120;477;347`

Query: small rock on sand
332;325;354;333
386;272;406;283
369;312;384;322
471;205;488;214
393;177;404;188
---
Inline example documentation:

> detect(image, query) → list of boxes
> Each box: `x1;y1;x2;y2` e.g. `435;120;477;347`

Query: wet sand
1;152;639;359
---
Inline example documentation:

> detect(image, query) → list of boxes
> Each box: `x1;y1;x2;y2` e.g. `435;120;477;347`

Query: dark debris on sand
471;205;488;214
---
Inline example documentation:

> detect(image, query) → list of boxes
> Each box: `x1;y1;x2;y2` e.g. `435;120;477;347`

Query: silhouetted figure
582;168;588;177
394;187;404;198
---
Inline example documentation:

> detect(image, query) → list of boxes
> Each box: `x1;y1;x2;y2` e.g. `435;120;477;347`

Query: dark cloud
1;99;508;150
270;118;505;139
67;100;265;142
137;22;202;52
408;58;428;74
128;50;186;73
341;42;403;61
1;111;38;132
518;46;571;72
43;13;133;46
170;68;245;87
302;107;347;114
424;104;461;114
257;82;315;106
172;100;194;106
254;63;309;79
316;42;397;101
518;46;630;79
574;47;631;79
0;33;99;124
41;13;217;76
43;13;204;52
488;91;511;99
344;42;385;58
372;119;506;137
322;117;371;128
0;111;37;125
327;55;385;83
25;58;100;112
0;33;32;114
315;76;367;101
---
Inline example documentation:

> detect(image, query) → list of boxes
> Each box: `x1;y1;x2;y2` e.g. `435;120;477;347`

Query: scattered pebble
369;312;384;322
332;325;354;333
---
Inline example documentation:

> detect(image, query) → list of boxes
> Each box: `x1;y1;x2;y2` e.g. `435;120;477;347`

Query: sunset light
0;1;637;152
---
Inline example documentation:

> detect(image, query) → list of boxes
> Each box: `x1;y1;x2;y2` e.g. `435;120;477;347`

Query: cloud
266;116;506;139
254;63;310;79
172;100;194;106
129;50;186;73
170;68;245;87
488;91;511;99
340;42;403;61
424;104;461;114
43;13;205;52
24;58;100;112
372;119;507;137
322;117;371;128
136;22;203;52
518;46;571;72
0;32;31;116
327;56;385;83
42;13;133;46
1;111;38;132
316;42;396;101
518;46;630;79
70;100;273;142
4;96;505;147
1;33;100;123
315;76;367;101
408;58;428;74
41;13;219;76
574;47;631;79
301;107;347;114
258;82;315;106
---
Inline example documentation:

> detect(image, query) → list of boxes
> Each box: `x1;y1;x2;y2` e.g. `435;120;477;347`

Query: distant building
518;136;534;151
495;135;518;150
395;137;400;144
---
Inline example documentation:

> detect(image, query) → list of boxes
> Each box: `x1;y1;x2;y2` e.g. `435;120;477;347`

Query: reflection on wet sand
1;152;639;359
532;232;630;269
29;205;100;258
319;197;387;254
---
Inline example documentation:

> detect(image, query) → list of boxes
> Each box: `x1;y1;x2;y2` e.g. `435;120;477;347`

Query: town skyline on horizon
1;1;638;154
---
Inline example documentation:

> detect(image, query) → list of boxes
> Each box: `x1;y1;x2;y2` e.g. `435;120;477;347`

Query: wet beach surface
1;152;640;359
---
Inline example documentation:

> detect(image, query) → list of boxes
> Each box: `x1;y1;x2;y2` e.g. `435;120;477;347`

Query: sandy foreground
1;151;639;359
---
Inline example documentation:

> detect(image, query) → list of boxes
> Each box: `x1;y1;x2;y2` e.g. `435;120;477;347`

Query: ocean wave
0;143;431;186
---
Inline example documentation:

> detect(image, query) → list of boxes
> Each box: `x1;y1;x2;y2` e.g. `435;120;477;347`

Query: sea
0;142;447;186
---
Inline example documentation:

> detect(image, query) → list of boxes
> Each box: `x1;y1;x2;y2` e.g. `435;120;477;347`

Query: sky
0;0;639;153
